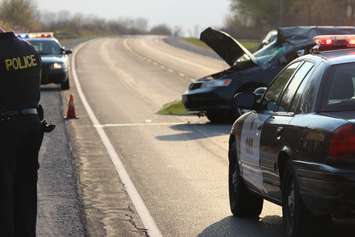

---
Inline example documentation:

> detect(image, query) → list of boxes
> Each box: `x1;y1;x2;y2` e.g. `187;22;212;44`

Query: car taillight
329;124;355;157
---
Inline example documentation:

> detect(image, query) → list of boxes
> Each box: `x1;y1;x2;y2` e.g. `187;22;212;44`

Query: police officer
0;27;44;237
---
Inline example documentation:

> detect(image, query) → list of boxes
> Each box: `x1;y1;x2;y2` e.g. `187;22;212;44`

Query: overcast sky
36;0;230;35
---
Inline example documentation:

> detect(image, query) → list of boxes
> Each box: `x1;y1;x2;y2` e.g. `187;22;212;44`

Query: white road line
95;122;187;128
71;42;163;237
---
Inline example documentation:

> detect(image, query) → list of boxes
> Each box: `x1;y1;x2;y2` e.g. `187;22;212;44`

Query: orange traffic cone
66;94;78;119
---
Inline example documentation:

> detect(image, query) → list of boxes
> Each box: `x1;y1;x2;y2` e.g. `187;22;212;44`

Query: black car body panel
182;64;280;112
293;160;355;217
230;48;355;218
200;27;256;66
184;26;355;120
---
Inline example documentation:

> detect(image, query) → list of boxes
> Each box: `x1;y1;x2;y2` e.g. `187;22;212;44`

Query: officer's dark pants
0;115;43;237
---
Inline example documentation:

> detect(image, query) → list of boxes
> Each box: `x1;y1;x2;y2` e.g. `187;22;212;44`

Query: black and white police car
19;32;72;90
229;35;355;237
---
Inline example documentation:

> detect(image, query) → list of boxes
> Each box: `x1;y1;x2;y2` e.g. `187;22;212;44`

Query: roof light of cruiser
28;32;54;38
314;35;355;48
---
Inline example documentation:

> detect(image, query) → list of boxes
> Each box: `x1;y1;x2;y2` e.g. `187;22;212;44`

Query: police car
19;32;72;90
229;35;355;237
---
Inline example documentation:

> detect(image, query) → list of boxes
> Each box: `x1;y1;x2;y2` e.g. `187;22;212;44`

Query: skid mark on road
72;42;163;237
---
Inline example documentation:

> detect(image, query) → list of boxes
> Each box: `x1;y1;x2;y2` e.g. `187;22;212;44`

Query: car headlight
201;79;232;88
51;62;64;70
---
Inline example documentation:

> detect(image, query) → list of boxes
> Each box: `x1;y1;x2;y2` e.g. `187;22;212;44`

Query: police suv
19;32;72;90
229;35;355;237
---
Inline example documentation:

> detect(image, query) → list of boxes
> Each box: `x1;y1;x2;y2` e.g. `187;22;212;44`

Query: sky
36;0;230;35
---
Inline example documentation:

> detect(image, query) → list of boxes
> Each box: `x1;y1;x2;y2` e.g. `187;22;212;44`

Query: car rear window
321;62;355;112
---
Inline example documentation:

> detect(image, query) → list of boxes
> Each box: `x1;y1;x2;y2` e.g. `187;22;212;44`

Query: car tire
282;161;330;237
228;139;263;218
206;111;235;124
61;78;70;90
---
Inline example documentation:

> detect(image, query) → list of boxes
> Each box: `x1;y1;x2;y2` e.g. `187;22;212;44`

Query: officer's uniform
0;32;43;237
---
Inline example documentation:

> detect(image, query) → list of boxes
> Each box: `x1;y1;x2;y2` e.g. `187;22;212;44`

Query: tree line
0;0;174;38
224;0;355;38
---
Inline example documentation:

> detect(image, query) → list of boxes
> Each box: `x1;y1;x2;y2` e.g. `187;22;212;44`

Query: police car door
239;62;302;193
260;61;315;198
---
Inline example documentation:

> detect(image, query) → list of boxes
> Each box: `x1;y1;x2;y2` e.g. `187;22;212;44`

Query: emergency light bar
17;32;54;39
314;35;355;48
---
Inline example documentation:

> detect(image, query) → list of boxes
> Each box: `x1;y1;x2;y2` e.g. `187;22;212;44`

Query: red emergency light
314;35;355;48
28;32;54;38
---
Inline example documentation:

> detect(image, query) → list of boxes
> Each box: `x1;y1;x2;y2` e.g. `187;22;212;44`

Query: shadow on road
156;123;231;141
198;216;284;237
198;216;355;237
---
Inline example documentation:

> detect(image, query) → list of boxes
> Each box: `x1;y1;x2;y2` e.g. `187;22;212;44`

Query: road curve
74;36;284;237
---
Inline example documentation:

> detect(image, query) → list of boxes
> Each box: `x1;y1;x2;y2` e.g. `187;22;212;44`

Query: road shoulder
38;86;86;237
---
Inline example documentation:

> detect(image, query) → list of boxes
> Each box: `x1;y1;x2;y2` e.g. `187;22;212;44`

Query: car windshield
28;40;62;56
321;62;355;112
235;41;286;66
253;41;286;64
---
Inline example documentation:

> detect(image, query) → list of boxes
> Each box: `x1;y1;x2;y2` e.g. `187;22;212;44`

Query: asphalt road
71;36;287;237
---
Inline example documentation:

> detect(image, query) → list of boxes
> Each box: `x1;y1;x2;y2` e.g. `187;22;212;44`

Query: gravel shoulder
37;86;86;237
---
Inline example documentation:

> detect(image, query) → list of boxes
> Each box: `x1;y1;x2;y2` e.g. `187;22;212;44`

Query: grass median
183;37;260;52
158;100;190;116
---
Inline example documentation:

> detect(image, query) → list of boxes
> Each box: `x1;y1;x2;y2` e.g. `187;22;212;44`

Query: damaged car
182;26;355;123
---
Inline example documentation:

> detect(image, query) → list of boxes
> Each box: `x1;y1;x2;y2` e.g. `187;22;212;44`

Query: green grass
183;37;260;52
158;100;189;116
183;37;208;48
239;40;260;52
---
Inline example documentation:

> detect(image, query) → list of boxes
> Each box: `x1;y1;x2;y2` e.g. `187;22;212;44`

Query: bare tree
150;24;172;35
0;0;41;31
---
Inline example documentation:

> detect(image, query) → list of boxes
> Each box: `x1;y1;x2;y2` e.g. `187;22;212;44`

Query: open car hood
200;27;256;66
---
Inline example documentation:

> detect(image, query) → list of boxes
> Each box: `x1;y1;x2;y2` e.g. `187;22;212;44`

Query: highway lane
74;36;284;237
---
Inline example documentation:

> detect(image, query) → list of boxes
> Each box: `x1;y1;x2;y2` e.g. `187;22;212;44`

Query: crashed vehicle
259;30;278;49
182;26;355;123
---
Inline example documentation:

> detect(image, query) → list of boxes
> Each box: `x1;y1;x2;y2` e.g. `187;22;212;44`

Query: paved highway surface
71;36;284;237
71;36;355;237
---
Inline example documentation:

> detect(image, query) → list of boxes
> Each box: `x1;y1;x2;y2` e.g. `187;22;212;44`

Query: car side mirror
61;48;72;55
234;92;257;110
253;87;267;103
64;49;72;55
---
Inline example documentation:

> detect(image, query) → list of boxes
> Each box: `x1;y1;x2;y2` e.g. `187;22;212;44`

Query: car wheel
61;78;70;90
206;111;235;124
229;139;263;218
282;161;330;237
